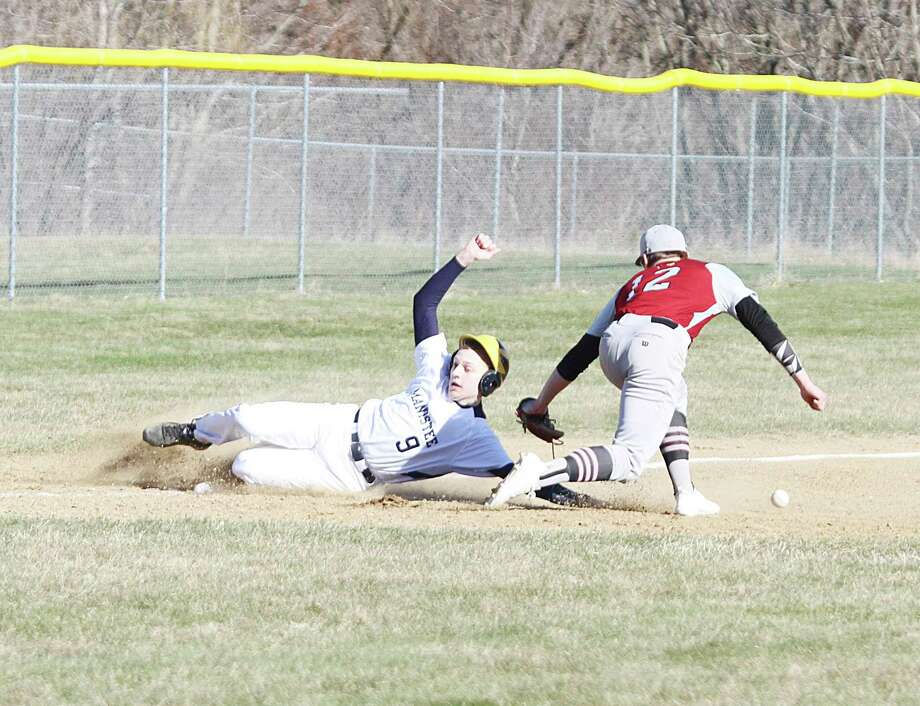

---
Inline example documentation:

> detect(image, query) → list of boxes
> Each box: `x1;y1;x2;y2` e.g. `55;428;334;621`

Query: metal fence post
434;81;444;272
7;65;19;302
570;152;579;241
368;145;376;240
159;67;169;301
491;86;504;241
746;98;757;256
298;74;310;294
670;86;679;226
906;145;914;248
79;125;96;238
243;86;256;238
777;92;788;282
827;101;839;253
877;94;886;282
554;85;563;288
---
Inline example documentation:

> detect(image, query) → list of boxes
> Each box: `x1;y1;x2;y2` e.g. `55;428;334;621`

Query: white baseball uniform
193;332;511;492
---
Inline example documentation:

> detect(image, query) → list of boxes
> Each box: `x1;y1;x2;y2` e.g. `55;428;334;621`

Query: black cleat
142;422;210;450
535;483;599;508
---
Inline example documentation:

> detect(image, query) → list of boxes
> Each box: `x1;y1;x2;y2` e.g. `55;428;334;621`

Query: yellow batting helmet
458;334;510;397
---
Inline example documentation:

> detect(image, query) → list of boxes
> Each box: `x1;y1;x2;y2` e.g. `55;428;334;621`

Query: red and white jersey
587;259;756;341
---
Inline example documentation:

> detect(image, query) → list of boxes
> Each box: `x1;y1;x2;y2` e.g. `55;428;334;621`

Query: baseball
771;489;790;508
193;482;212;495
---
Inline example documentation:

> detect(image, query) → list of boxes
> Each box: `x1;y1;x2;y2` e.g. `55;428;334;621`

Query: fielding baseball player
142;234;587;506
488;224;828;515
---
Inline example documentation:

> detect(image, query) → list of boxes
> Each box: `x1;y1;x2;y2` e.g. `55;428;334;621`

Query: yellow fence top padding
1;44;918;99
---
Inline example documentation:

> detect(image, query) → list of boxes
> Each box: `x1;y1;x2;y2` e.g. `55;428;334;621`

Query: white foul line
645;450;920;469
0;489;184;498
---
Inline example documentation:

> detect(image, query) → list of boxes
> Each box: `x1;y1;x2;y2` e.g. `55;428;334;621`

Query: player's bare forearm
521;334;599;416
792;370;828;411
525;371;571;415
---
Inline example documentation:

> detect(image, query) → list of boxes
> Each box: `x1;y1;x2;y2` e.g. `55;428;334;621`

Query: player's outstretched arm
735;296;827;412
522;332;602;416
412;233;499;345
522;370;571;416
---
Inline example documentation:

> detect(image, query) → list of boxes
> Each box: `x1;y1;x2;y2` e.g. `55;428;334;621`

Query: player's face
449;348;490;406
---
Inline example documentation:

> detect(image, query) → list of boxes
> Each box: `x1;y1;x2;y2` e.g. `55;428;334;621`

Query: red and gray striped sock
660;411;692;494
546;445;616;483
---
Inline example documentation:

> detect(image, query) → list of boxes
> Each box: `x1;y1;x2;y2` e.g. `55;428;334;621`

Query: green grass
3;237;919;299
2;273;920;705
2;278;919;454
1;518;918;706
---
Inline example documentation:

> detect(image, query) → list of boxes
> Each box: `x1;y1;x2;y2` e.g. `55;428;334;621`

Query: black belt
651;316;678;329
351;410;376;485
615;314;679;330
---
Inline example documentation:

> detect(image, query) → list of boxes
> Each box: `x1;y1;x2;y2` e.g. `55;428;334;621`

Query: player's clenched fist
456;233;500;267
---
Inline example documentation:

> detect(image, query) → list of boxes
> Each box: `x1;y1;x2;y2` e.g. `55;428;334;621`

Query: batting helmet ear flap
451;348;502;397
478;370;502;397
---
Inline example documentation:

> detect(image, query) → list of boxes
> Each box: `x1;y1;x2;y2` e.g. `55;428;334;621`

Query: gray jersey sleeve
411;333;451;391
706;263;758;319
586;287;623;337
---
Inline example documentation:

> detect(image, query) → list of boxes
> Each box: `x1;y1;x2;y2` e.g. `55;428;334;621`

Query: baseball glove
515;397;564;444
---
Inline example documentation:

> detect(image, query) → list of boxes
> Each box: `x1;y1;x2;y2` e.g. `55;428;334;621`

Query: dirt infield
3;428;918;540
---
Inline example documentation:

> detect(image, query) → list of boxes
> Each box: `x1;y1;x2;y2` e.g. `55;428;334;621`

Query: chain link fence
2;62;919;298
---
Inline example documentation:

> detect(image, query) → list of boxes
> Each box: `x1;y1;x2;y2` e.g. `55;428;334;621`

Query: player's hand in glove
515;397;564;444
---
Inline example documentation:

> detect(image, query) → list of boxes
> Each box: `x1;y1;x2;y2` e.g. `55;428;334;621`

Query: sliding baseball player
143;234;588;506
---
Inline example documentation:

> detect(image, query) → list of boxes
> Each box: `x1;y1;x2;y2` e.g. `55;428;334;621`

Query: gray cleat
142;422;210;450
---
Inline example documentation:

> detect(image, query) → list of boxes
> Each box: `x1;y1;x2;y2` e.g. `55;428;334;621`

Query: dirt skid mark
362;494;412;508
94;437;239;491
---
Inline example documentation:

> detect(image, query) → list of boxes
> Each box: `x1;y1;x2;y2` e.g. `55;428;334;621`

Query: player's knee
600;442;647;482
231;450;259;485
621;445;649;482
623;462;643;482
